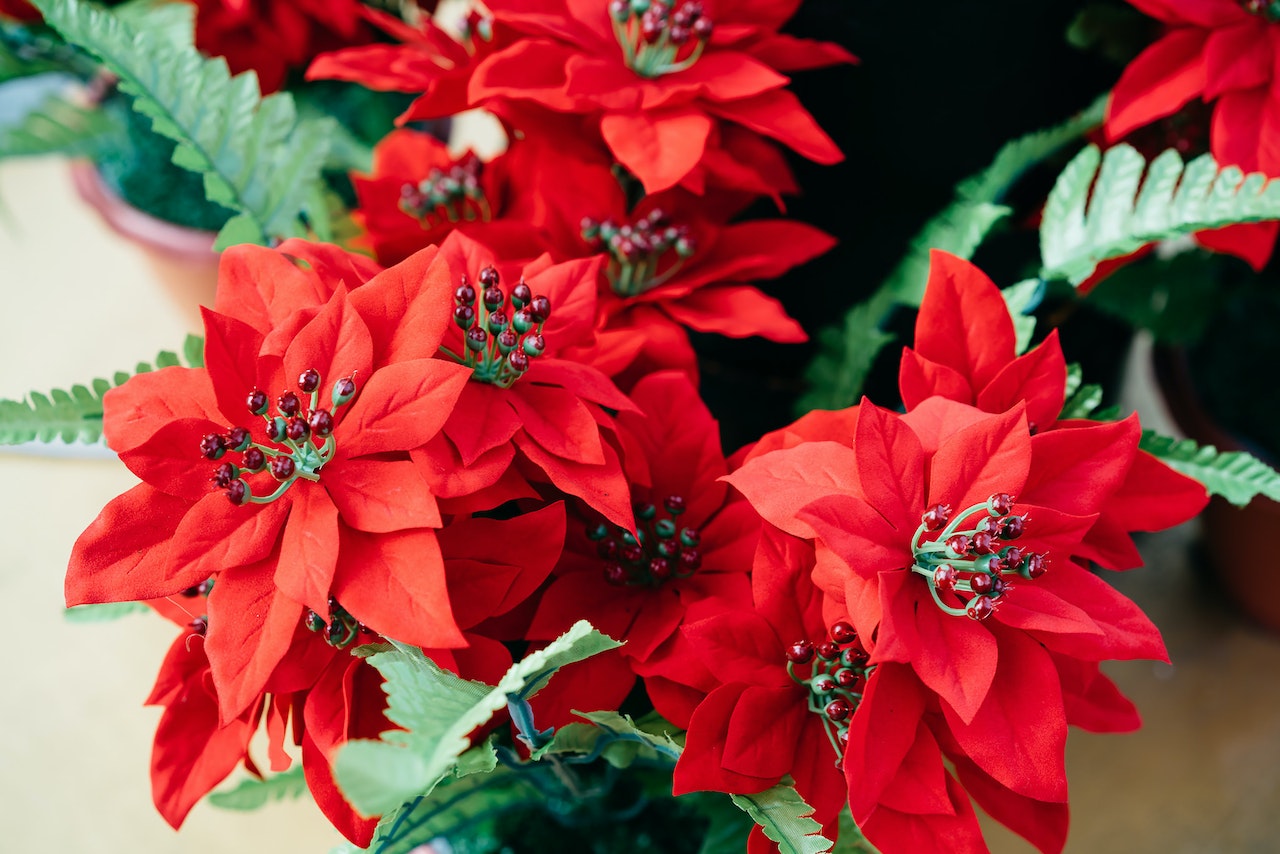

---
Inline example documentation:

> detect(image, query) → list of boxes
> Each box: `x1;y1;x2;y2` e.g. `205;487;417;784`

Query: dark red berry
189;616;208;636
836;669;859;689
455;283;477;306
816;641;841;661
945;534;972;555
664;494;686;515
242;447;266;471
988;492;1014;516
825;698;851;723
933;565;957;593
199;433;227;460
478;265;500;287
266;416;286;441
812;675;837;694
227;426;251;451
921;502;952;531
785;641;814;664
211;462;237;487
246;389;269;415
621;543;644;563
298;369;321;393
269;457;296;481
483;286;504;310
967;598;995;620
1025;553;1047;579
226;479;248;504
278;391;301;417
308;409;334;437
971;531;994;555
333;377;357;405
692;15;712;38
507;351;529;372
829;621;856;644
1000;515;1025;540
466;327;488;351
648;558;671;580
970;573;994;595
529;295;551;321
181;585;200;598
603;563;629;586
597;539;620;560
511;280;532;308
1003;546;1024;568
454;305;476;329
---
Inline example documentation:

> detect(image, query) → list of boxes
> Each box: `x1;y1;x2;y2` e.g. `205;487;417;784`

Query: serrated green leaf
1139;430;1280;506
832;807;880;853
730;782;834;854
1002;278;1045;355
208;767;307;811
365;764;530;854
1064;362;1083;399
182;333;205;368
31;0;333;247
63;601;151;622
0;90;118;159
334;621;622;816
799;96;1106;412
1041;143;1280;285
0;342;199;445
1061;384;1103;419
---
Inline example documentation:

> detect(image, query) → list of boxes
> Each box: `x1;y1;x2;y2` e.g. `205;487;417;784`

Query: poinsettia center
1239;0;1280;22
785;621;872;767
444;266;550;388
303;596;369;649
582;209;695;297
587;495;702;588
908;493;1047;621
609;0;714;78
201;369;359;505
399;153;492;228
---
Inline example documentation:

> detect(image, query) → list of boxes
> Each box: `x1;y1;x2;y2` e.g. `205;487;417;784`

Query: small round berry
603;563;629;586
679;527;700;548
840;647;867;669
455;282;477;306
811;675;837;694
269;457;296;481
664;494;686;515
648;558;671;580
277;391;301;417
225;479;248;505
692;15;713;38
921;503;952;531
1000;515;1025;540
597;538;619;560
227;426;252;451
308;409;335;437
971;531;994;555
211;461;238;487
816;641;841;661
933;565;958;593
242;447;266;471
1003;546;1025;568
988;493;1015;516
678;549;702;572
454;305;476;329
836;669;859;689
1025;553;1047;579
825;698;852;723
286;417;310;442
511;279;532;308
298;369;321;394
246;389;269;415
654;518;677;539
522;334;546;358
189;616;208;636
621;543;644;563
199;433;227;460
970;573;994;595
967;597;995;620
479;265;500;288
332;377;357;406
507;351;529;372
466;327;488;351
181;584;201;598
528;295;551;321
945;534;972;556
830;621;857;645
785;641;814;664
266;416;287;442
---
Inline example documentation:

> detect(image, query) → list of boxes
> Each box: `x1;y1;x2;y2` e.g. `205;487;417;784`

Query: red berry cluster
399;153;491;227
784;621;872;765
303;597;370;649
582;208;695;297
587;495;702;587
199;369;356;505
608;0;714;77
450;266;551;388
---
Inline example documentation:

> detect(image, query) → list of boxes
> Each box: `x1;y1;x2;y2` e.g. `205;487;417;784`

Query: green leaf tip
29;0;334;248
730;782;835;854
1140;430;1280;507
208;766;307;811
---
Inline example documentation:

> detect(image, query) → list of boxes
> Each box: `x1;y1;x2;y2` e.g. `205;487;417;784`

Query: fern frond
1139;430;1280;507
798;96;1106;412
1041;143;1280;285
0;91;117;159
30;0;334;249
0;335;202;445
208;767;308;811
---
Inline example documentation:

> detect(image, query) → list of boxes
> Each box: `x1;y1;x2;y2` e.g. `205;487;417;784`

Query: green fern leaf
208;767;308;811
1139;430;1280;507
63;601;151;622
730;782;834;854
30;0;334;249
1041;143;1280;285
0;91;117;159
333;621;622;817
798;96;1106;412
0;338;201;445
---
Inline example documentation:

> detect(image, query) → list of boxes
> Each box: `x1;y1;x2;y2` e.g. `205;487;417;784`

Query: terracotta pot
1153;346;1280;631
69;160;220;327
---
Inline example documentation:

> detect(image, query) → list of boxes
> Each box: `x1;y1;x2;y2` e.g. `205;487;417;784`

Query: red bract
898;251;1208;568
67;243;475;729
352;129;545;265
194;0;377;93
523;372;758;722
412;232;639;529
1105;0;1280;268
671;527;848;844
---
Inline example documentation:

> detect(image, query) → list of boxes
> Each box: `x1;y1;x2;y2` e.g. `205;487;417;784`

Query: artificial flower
1105;0;1280;268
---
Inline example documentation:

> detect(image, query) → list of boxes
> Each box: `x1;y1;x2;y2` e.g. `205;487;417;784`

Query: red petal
672;683;780;796
1194;221;1279;270
166;493;290;583
412;434;520;499
976;330;1069;434
526;648;637;730
898;351;972;412
302;731;378;845
326;458;442;533
843;662;928;821
468;40;578;110
662;284;806;342
600;108;713;194
1204;22;1271;98
515;431;635;530
117;418;225;500
348;244;456;366
723;685;808;778
441;383;523;466
853;401;925;529
1211;87;1267;172
1127;0;1251;27
524;359;638;412
275;484;341;614
283;289;374;399
1021;416;1139;517
66;484;190;605
206;554;304;722
1054;654;1141;733
338;359;472;457
1105;29;1208;141
723;440;862;538
926;405;1031;514
104;366;221;453
913;250;1016;392
950;752;1069;854
796;493;909;580
859;774;985;854
333;526;464;648
877;723;954;815
706;88;842;164
509;383;606;465
681;610;787;687
201;307;271;422
214;243;330;333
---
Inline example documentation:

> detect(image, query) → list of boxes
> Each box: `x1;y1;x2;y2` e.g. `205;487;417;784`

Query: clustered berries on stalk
582;208;694;296
447;265;551;388
784;620;872;766
587;495;702;587
910;493;1047;621
304;597;371;648
399;153;491;228
200;369;359;505
609;0;714;77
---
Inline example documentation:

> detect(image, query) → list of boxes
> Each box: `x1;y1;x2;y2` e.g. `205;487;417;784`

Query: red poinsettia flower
194;0;377;93
897;251;1208;568
68;244;475;730
351;128;549;265
0;0;38;21
522;371;759;723
670;526;850;846
410;232;640;528
1105;0;1280;268
724;395;1175;851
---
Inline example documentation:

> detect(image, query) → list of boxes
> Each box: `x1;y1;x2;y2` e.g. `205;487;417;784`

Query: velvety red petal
898;351;973;412
214;243;331;333
600;108;713;193
853;401;925;529
274;484;341;614
1021;415;1139;517
746;34;858;73
348;244;456;366
412;434;521;500
1211;87;1267;172
680;610;788;687
515;432;635;530
722;685;807;778
207;554;305;722
1105;29;1209;141
338;359;472;456
468;40;579;111
1033;564;1168;662
877;722;954;815
201;307;272;422
662;284;806;342
843;662;929;821
166;493;290;583
914;250;1017;391
117;418;227;501
66;483;190;605
976;329;1069;434
283;289;374;399
706;89;842;164
441;383;523;466
104;366;222;453
1127;0;1251;27
325;458;442;533
672;683;780;796
1054;654;1141;733
524;359;638;413
302;732;378;846
333;526;464;648
723;441;862;538
950;751;1070;854
927;405;1031;514
859;774;986;854
526;647;636;730
509;383;606;465
1194;221;1279;270
1204;22;1271;99
797;493;909;581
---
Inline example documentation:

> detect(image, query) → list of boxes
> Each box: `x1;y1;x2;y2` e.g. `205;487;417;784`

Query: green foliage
1139;430;1280;507
1041;144;1280;285
208;767;307;811
832;808;880;853
30;0;335;249
1002;278;1045;355
1084;250;1222;344
63;601;150;622
334;621;623;817
0;334;202;445
538;710;683;767
0;90;116;159
730;782;835;854
799;96;1106;412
